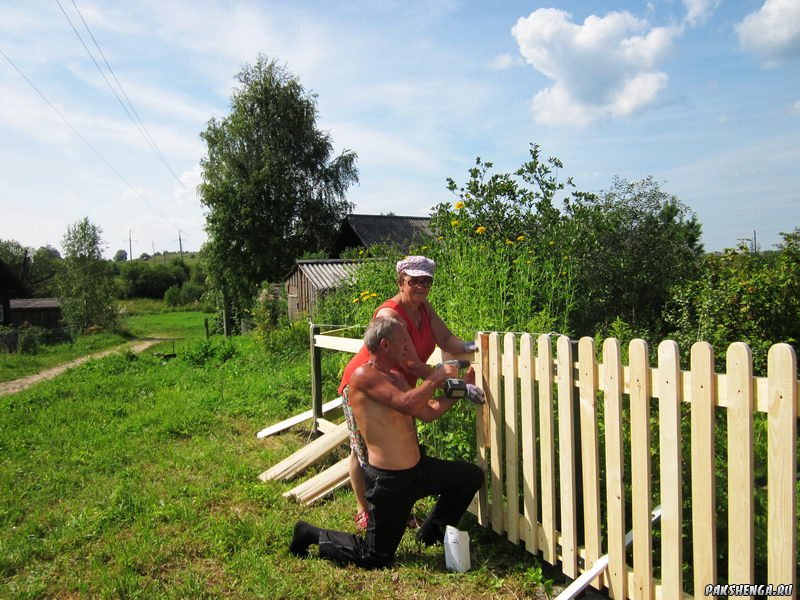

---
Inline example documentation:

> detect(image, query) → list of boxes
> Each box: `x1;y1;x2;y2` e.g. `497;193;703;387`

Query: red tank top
337;299;436;393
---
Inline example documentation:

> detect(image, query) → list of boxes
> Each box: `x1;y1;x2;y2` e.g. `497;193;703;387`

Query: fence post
310;323;322;431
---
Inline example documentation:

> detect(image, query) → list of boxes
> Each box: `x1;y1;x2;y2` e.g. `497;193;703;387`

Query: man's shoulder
350;362;380;389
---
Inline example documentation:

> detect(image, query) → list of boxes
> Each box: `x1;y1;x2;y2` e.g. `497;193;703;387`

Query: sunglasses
406;277;433;288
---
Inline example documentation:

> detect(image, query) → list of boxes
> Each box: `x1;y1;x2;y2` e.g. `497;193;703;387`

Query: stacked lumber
259;420;349;482
283;458;350;504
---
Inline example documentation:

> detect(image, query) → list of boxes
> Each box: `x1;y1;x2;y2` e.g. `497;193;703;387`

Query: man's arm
413;396;457;423
412;366;481;422
350;362;457;416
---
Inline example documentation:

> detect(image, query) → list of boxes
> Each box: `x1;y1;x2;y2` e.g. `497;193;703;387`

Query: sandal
354;510;369;531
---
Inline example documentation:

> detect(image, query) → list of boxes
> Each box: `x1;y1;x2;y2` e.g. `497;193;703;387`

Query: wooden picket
629;339;653;600
577;337;601;591
657;341;683;599
603;338;627;600
726;342;754;598
690;342;716;596
519;333;538;554
767;344;797;591
537;334;557;564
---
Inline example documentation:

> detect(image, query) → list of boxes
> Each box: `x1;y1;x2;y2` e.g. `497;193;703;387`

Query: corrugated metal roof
296;260;362;291
10;298;61;309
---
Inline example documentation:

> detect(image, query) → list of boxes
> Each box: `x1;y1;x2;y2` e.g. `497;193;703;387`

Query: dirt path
0;339;164;397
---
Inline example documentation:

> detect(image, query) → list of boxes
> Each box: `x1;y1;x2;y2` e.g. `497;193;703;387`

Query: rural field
0;309;554;599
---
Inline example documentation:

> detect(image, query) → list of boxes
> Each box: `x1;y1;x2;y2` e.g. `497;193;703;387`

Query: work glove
442;379;486;405
465;383;485;405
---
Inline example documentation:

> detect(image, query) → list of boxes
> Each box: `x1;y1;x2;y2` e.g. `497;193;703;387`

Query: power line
56;0;188;191
0;47;175;226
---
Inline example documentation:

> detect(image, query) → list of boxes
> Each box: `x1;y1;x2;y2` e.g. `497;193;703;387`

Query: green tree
199;55;358;318
665;229;800;373
564;176;703;335
0;240;63;297
114;249;128;262
57;218;117;332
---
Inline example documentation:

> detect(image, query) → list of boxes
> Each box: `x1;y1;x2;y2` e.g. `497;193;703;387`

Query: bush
17;325;48;354
181;338;238;367
257;321;309;360
0;325;18;353
164;285;182;307
118;260;189;299
252;283;289;342
663;231;800;374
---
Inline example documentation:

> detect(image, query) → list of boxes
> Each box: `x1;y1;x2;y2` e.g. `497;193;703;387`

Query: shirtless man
289;316;484;568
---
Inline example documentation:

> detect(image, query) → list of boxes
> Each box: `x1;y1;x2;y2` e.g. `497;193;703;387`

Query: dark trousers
318;453;484;569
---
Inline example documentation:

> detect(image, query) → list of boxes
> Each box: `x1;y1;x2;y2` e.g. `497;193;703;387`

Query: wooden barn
9;298;62;329
332;214;432;256
285;259;361;320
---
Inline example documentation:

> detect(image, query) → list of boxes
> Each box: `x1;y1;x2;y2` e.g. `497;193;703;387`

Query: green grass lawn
122;310;211;340
0;332;552;599
0;332;130;383
0;307;211;384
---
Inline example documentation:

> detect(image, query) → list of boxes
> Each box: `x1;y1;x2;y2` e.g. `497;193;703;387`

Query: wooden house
285;259;361;320
332;214;432;256
9;298;62;329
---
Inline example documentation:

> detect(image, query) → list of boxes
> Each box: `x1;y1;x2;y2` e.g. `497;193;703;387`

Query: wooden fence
310;328;798;599
473;333;797;600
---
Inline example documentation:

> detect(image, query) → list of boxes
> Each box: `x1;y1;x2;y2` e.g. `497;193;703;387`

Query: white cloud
489;53;522;70
174;164;202;207
736;0;800;67
512;9;677;125
682;0;720;26
793;100;800;114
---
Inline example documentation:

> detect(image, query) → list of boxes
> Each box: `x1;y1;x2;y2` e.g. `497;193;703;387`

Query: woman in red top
339;256;477;530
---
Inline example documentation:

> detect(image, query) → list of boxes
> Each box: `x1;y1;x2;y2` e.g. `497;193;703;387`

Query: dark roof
292;259;362;291
10;298;61;310
334;214;432;255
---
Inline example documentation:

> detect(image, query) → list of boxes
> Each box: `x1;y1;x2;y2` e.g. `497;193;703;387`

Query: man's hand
465;384;485;404
463;367;485;404
434;361;459;382
435;359;471;370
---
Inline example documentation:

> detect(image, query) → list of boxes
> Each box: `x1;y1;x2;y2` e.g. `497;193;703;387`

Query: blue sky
1;0;798;258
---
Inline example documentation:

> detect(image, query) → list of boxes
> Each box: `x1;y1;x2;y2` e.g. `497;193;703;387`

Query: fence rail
310;328;798;599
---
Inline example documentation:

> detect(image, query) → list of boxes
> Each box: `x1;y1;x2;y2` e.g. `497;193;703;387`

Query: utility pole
122;231;136;261
177;230;184;262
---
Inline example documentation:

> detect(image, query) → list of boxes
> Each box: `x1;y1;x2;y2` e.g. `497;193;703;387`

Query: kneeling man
289;316;484;568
